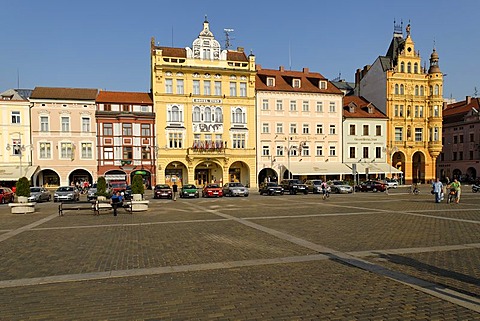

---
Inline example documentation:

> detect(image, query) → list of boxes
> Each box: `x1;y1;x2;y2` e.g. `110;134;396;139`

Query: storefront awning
0;165;39;181
288;162;353;176
345;163;402;175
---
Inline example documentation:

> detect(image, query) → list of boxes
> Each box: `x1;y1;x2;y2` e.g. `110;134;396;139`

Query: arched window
400;84;404;95
193;107;201;122
170;106;181;122
414;63;418;73
434;84;440;95
204;107;212;122
420;86;424;96
214;107;222;122
232;108;245;124
394;84;399;95
414;86;419;96
407;62;411;73
400;62;405;72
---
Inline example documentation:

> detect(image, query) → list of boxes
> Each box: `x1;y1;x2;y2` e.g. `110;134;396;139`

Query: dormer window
267;77;275;87
367;103;374;114
293;79;301;88
319;81;327;89
348;102;356;113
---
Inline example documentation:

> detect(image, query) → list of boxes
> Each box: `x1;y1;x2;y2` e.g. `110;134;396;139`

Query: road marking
0;213;58;243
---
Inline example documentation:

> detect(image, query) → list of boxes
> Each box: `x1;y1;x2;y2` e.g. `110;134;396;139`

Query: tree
131;174;144;195
15;177;31;198
96;176;109;198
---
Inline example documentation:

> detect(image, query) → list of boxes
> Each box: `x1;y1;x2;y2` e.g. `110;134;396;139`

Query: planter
132;194;143;201
130;200;149;212
17;196;29;203
9;202;36;214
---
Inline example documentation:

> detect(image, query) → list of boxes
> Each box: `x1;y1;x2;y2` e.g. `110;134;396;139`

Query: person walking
172;183;178;201
432;178;443;203
450;178;461;203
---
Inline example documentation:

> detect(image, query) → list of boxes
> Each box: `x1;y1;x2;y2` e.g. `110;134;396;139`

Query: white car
385;179;399;189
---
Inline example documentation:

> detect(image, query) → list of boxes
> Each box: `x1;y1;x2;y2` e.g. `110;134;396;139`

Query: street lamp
6;143;33;177
284;137;307;179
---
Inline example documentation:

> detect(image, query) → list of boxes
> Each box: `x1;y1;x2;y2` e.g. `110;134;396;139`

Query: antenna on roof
475;87;478;97
289;41;292;70
171;26;174;47
17;68;20;89
224;28;234;50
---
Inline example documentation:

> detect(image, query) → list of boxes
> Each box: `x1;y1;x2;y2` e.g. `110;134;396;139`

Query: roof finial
204;15;208;22
406;23;411;37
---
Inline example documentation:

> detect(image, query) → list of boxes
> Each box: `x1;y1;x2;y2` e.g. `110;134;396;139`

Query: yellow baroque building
150;19;257;188
355;23;443;184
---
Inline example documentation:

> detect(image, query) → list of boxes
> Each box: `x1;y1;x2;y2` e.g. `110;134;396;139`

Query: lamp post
284;137;307;180
6;143;33;178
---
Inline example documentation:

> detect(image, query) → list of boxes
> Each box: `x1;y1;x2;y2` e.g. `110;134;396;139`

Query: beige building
150;19;257;187
355;23;443;184
29;87;98;187
0;89;35;187
256;66;348;183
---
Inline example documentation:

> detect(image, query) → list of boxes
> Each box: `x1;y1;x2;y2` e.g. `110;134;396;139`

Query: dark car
222;182;249;197
259;182;284;196
305;180;323;194
180;184;199;198
202;184;223;198
28;187;51;202
123;185;133;201
0;187;15;204
358;180;387;192
154;184;172;199
87;183;98;201
280;179;308;195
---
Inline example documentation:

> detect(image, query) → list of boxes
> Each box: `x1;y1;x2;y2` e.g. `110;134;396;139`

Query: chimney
236;47;244;52
302;67;309;74
466;96;472;104
256;64;262;71
279;66;285;72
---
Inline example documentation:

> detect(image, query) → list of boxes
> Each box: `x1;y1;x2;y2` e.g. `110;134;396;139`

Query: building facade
0;89;34;188
355;23;443;184
95;91;155;186
30;87;98;187
438;96;480;182
150;19;257;188
256;66;347;183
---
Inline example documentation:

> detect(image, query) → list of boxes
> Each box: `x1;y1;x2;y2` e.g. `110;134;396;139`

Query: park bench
58;200;133;216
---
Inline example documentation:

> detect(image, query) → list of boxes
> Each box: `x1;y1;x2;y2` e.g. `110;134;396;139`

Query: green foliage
131;174;144;195
15;177;31;197
96;176;110;197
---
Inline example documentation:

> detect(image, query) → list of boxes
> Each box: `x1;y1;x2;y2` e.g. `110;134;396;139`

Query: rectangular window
103;123;113;136
394;105;399;117
414;105;419;117
276;100;283;111
349;146;355;158
165;79;173;94
193;80;200;95
168;132;183;148
239;82;247;97
82;117;90;133
214;81;222;96
395;127;403;141
433;105;439;117
122;123;132;136
419;106;424;117
459;135;464;143
290;123;297;134
376;125;381;136
81;142;93;159
376;147;381;158
316;124;323;134
453;136;458;144
262;99;269;110
302;101;309;112
262;145;270;156
104;147;114;160
329;102;336;113
40;116;49;132
229;82;237;96
177;79;184;94
363;125;369;136
39;142;51;159
141;124;151;136
276;123;283;134
141;146;149;160
61;117;70;132
204;80;211;95
302;124;309;134
349;124;356;136
363;146;369;158
329;146;336;156
267;77;275;86
123;146;133;160
293;79;301;88
290;100;297;111
104;104;112;111
302;145;309;156
60;142;73;159
11;111;20;124
276;145;284;156
470;133;474;142
316;102;323;112
329;125;336;135
122;104;130;112
316;145;323;156
262;123;269;133
415;128;423;141
399;105;404;117
232;133;245;149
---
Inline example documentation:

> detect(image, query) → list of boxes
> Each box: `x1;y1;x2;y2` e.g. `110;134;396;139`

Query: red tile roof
30;87;98;100
255;66;342;95
96;91;153;104
443;97;480;117
343;96;387;118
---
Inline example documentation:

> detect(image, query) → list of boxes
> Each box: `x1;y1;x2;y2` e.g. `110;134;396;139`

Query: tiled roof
343;96;387;118
96;91;153;104
443;97;480;124
226;51;248;62
255;66;342;95
0;88;32;100
31;87;98;100
157;47;187;58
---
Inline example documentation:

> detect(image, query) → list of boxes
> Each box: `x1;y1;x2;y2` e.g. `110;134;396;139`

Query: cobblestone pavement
0;186;479;320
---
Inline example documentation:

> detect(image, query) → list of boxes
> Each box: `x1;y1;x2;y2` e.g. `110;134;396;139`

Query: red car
0;187;15;204
357;180;387;192
202;184;223;198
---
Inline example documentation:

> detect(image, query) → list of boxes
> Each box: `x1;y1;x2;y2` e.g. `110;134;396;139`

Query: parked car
280;179;308;195
305;180;323;194
28;187;51;202
259;182;284;196
0;187;15;204
328;180;353;194
110;180;127;194
385;178;399;189
357;180;387;192
153;184;172;199
87;183;98;201
222;182;249;197
202;184;223;198
180;184;199;198
54;186;80;202
123;185;133;200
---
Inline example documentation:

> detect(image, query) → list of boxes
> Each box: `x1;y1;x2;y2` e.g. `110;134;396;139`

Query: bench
58;201;98;216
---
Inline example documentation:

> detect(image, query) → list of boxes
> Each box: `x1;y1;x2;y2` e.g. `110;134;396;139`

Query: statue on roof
406;24;411;37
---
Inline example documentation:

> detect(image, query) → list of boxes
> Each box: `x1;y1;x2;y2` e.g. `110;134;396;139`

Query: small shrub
96;176;110;198
131;174;144;195
15;177;31;197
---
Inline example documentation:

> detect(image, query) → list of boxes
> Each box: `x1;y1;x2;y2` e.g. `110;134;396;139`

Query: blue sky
1;0;478;101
